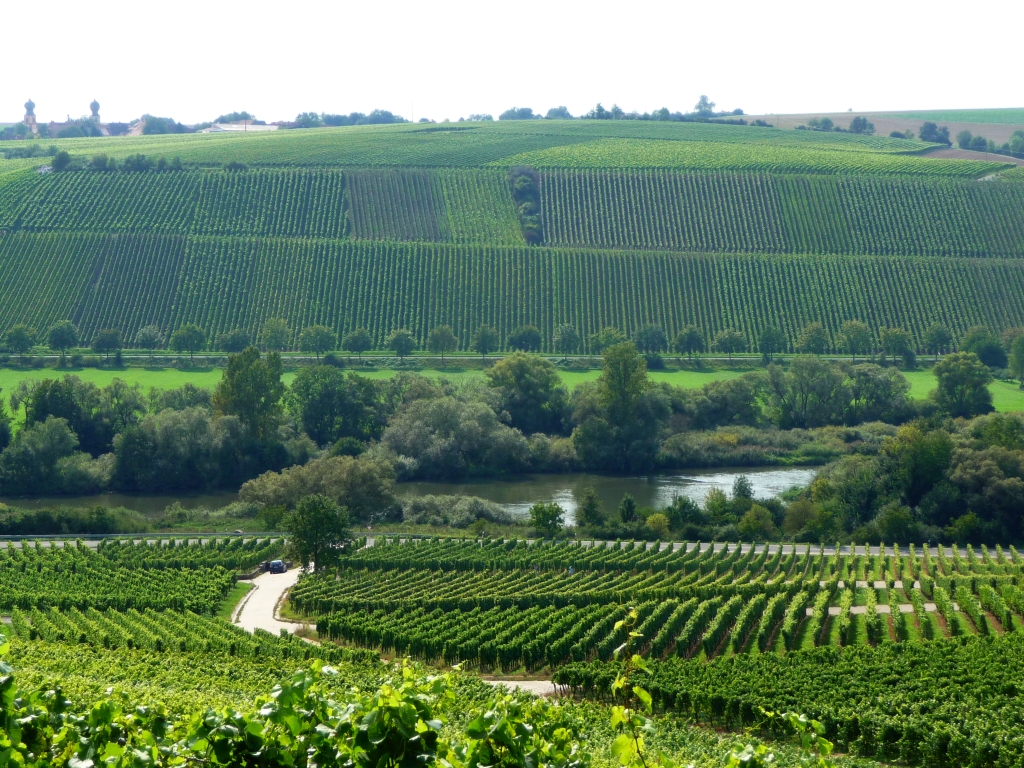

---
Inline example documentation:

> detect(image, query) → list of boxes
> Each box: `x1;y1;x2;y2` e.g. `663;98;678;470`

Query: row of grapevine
6;165;1023;257
553;630;1024;768
4;232;1024;349
540;170;1024;257
0;537;285;613
0;169;351;238
8;605;376;664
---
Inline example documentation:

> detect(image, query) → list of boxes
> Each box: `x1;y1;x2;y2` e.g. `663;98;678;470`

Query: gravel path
232;567;309;636
483;679;556;696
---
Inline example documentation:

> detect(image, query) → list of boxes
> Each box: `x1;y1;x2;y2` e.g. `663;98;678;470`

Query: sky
2;0;1019;125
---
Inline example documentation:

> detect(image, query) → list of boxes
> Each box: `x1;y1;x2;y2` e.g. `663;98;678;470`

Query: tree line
5;319;1023;380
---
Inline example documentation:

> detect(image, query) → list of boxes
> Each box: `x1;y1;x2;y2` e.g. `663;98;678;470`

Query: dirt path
482;679;556;696
232;567;307;636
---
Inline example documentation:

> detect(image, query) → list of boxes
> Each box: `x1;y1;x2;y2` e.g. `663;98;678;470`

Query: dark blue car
269;560;286;574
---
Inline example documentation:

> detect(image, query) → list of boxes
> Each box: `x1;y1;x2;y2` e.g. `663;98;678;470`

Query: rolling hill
0;119;1021;351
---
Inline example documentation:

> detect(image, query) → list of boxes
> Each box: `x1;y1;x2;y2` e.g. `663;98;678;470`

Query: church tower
23;99;38;134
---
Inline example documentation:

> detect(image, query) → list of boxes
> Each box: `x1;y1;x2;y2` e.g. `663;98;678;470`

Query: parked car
269;560;286;574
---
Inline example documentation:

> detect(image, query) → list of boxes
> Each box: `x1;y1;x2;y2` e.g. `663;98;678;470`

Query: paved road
233;568;309;636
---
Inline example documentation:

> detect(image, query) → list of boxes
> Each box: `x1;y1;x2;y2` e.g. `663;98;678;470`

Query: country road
232;567;310;636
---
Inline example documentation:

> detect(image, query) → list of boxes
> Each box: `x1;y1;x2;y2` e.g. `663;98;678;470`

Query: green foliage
485;352;568;434
47;320;79;359
529;502;564;536
931;352;994;417
169;324;207;361
343;328;373;359
212;347;285;441
387;329;417;359
471;324;500;358
260;317;291;352
428;325;459;362
299;324;336;360
288;493;352;571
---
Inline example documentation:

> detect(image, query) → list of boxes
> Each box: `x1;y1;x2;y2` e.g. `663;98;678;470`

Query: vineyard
289;537;1024;672
1;233;1023;349
499;138;1009;176
6;604;375;664
1;119;982;170
4;168;1024;259
540;170;1024;257
0;537;285;613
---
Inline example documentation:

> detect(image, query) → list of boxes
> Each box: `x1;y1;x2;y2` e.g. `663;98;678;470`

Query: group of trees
799;116;875;135
0;337;1016;544
957;128;1024;158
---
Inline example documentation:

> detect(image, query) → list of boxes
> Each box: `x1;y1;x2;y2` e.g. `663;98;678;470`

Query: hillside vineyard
0;120;1023;348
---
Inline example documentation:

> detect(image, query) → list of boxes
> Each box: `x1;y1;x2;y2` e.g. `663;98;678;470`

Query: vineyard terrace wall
4;168;1024;258
1;233;1023;350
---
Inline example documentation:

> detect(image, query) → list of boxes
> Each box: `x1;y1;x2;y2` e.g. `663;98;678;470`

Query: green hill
0;119;1021;350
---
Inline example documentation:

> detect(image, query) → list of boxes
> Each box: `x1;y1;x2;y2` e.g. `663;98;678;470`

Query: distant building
200;120;278;133
23;99;37;134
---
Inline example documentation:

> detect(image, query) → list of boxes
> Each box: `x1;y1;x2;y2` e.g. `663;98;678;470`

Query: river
0;467;817;523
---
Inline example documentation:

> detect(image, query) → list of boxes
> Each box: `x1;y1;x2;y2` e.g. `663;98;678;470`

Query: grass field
1;364;1020;411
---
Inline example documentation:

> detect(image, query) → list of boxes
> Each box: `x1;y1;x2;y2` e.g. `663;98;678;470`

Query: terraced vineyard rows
500;138;1008;176
3;233;1024;348
541;171;1024;257
0;169;350;238
291;538;1024;671
553;634;1024;768
7;605;375;664
7;167;1024;258
1;119;951;169
0;538;285;613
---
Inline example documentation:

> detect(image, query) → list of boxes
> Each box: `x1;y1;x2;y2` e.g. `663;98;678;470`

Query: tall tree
598;342;649;425
1009;335;1024;388
90;328;122;362
47;321;79;364
930;352;994;418
299;325;336;362
796;322;829;355
134;325;164;361
633;325;668;355
507;325;542;353
712;329;746;361
758;326;787;363
260;318;291;352
880;327;916;368
218;328;251;353
673;326;705;360
343;328;373;361
386;329;417;360
838;320;872;363
4;325;36;361
924;323;953;362
287;494;351;571
471;324;499;359
553;324;580;361
212;347;285;441
169;324;207;363
427;325;458;364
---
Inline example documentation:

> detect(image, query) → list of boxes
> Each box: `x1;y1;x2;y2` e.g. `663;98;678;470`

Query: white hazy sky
2;0;1019;125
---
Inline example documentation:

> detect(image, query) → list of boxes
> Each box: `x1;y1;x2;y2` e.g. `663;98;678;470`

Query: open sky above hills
1;0;1021;125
